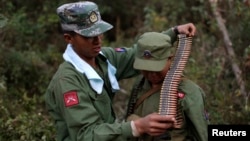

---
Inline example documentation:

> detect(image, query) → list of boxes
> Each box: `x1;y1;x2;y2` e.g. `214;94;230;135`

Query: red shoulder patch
177;92;185;99
64;91;79;107
114;47;126;52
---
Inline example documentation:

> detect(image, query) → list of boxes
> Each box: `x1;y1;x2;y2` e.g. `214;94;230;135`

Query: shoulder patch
114;47;126;52
64;91;79;107
177;92;185;99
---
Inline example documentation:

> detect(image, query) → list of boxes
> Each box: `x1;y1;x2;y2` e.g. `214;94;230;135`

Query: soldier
44;1;197;141
126;32;209;141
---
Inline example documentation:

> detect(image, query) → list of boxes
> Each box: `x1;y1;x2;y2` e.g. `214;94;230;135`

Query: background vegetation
0;0;250;140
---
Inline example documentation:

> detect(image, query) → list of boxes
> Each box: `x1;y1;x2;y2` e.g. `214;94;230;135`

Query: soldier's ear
64;33;73;43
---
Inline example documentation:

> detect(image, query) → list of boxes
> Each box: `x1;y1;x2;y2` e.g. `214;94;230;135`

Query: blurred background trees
0;0;250;140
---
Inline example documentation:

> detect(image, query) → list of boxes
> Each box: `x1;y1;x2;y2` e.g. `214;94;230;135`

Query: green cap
57;1;113;37
133;32;173;71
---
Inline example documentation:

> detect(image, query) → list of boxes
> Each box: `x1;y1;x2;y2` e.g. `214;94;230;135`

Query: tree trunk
209;0;249;106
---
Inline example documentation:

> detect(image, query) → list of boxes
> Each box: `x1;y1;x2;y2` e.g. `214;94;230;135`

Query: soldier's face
64;33;103;60
141;70;165;84
141;60;170;85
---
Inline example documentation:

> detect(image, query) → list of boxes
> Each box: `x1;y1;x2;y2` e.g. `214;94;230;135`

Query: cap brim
133;57;167;72
75;20;113;37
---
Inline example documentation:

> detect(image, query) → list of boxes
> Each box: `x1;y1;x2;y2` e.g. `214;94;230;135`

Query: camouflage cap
57;1;113;37
133;32;174;71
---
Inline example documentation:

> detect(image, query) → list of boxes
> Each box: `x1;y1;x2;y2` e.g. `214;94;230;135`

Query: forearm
162;23;197;44
161;28;177;44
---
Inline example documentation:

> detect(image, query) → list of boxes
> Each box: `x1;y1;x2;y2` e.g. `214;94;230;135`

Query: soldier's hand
175;23;196;36
133;113;176;136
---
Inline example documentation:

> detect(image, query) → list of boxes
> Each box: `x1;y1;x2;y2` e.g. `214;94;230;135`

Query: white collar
63;44;120;94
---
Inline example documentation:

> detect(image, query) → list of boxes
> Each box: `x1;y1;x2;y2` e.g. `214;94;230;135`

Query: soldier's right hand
133;113;176;136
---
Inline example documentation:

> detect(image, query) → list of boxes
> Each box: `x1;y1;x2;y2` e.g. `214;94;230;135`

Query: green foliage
0;48;52;97
0;14;8;28
0;96;55;141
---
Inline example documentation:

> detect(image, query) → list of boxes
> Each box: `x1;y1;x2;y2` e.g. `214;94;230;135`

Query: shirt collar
63;44;120;94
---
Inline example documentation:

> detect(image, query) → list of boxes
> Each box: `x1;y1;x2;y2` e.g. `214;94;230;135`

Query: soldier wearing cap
126;32;209;141
44;1;197;141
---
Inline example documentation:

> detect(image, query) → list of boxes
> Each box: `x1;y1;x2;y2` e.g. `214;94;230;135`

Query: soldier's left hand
176;23;196;36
